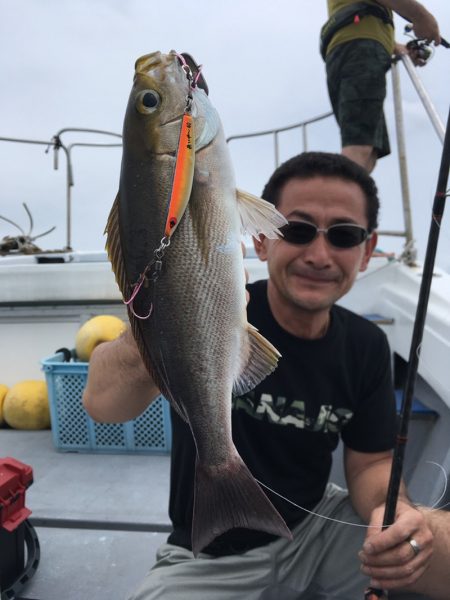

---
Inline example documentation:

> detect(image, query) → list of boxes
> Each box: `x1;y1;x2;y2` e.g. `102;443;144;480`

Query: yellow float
0;384;9;426
75;315;127;361
3;380;50;430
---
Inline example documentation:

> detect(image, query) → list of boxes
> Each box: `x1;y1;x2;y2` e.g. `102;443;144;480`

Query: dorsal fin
105;194;189;422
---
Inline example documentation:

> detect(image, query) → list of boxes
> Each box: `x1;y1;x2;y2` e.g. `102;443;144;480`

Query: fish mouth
135;51;171;75
160;113;184;127
154;150;177;157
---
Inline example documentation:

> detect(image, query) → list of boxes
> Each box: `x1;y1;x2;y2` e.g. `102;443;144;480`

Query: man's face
255;176;377;314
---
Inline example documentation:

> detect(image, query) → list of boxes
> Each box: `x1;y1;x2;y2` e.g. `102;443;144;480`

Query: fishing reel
404;25;433;63
404;24;450;65
406;38;433;62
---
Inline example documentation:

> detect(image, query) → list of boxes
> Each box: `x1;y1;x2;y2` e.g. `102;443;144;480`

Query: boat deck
1;428;435;600
0;430;170;600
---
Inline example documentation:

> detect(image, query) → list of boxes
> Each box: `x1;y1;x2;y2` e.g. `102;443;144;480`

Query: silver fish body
107;51;291;555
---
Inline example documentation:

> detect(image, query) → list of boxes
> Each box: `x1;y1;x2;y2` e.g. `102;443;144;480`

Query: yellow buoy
0;384;9;426
75;315;127;361
3;380;50;430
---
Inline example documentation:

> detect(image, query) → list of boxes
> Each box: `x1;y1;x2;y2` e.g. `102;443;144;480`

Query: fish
105;50;292;556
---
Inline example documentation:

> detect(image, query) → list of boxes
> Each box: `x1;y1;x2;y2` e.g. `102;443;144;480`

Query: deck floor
0;429;434;600
0;430;170;600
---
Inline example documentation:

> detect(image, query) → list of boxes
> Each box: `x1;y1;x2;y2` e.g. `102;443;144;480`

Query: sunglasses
279;220;371;249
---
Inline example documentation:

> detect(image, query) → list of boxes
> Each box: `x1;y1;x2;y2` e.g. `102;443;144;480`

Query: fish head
123;50;220;157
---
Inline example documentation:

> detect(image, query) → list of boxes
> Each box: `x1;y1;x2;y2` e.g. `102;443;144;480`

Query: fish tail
191;455;292;557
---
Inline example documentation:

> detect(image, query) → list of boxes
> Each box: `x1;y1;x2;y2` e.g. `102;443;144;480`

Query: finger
363;505;425;555
360;541;433;594
363;506;384;545
365;561;429;591
360;537;430;568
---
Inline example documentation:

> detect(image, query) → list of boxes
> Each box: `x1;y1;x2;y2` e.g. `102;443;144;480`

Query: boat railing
0;128;122;251
226;111;334;171
389;55;445;264
227;55;445;266
0;57;444;261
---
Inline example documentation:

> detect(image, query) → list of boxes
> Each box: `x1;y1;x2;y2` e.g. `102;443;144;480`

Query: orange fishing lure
164;111;195;238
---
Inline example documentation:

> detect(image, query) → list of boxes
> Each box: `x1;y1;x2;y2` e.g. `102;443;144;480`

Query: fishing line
256;460;448;528
255;478;392;529
425;461;449;510
413;341;449;406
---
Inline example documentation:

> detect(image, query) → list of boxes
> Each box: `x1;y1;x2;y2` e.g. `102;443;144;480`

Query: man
83;152;449;599
322;0;441;172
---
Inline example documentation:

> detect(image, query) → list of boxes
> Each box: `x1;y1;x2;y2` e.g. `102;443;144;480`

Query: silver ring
408;538;421;557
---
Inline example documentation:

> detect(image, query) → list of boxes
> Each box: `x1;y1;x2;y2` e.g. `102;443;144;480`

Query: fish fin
192;454;292;556
105;193;129;300
236;188;288;239
105;194;189;424
232;324;281;397
161;388;189;423
156;349;190;423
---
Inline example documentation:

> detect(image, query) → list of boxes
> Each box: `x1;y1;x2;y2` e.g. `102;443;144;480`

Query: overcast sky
1;0;450;269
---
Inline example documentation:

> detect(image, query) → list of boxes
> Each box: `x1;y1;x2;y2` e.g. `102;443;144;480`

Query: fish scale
106;50;292;555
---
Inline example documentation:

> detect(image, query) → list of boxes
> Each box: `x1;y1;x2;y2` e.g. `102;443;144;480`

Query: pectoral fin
236;188;287;239
232;324;281;396
105;193;128;297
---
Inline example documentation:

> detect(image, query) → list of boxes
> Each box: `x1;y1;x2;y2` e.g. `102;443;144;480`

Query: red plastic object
0;457;33;532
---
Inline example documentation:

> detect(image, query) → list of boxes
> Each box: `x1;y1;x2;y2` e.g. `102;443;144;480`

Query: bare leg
342;145;378;173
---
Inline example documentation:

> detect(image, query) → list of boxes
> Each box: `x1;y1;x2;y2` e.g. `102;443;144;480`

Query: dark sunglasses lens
180;52;209;95
281;222;316;244
328;225;367;248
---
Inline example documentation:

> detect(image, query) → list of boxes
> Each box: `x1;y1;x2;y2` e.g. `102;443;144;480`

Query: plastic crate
41;352;172;454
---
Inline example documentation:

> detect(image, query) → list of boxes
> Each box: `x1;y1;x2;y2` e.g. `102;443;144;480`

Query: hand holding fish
84;238;252;424
359;499;434;591
83;328;159;423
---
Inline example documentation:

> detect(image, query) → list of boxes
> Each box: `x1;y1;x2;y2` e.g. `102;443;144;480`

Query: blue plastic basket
41;352;172;454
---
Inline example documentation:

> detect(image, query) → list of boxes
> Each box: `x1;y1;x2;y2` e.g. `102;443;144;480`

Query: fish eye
136;90;161;114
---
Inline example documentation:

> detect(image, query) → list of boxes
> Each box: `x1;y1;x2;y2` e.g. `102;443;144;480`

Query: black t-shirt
167;279;397;555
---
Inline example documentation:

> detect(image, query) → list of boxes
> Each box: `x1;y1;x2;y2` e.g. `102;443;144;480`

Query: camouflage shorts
326;39;392;158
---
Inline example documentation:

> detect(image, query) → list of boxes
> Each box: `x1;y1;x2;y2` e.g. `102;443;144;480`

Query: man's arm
345;446;434;591
82;327;160;423
377;0;441;44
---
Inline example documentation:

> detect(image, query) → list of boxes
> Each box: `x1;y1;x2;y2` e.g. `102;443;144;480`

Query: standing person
322;0;441;172
83;152;450;599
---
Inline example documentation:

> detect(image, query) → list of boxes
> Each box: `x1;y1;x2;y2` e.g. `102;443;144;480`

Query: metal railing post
400;54;445;144
391;60;415;263
274;131;280;167
0;130;122;251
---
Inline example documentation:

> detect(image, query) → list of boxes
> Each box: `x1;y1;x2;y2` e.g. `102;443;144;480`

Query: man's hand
359;500;434;591
394;42;428;66
377;1;441;46
410;13;441;46
83;327;159;423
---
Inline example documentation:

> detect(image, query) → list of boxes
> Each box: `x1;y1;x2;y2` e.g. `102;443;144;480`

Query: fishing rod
365;105;450;600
